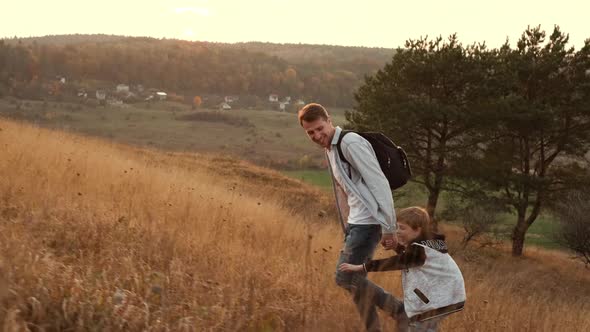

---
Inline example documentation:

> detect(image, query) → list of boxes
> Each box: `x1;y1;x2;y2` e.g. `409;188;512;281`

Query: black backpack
337;130;412;190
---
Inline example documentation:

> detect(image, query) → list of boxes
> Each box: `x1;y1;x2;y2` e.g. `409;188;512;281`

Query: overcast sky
3;0;588;49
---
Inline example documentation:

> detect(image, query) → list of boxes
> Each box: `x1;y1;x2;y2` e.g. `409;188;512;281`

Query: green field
283;170;334;190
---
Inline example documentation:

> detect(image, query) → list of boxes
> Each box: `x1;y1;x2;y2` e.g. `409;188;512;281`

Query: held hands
381;233;398;250
338;263;364;273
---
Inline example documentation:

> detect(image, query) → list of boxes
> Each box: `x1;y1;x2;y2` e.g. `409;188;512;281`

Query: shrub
441;197;501;248
297;155;315;169
552;190;590;266
176;111;254;128
459;205;501;248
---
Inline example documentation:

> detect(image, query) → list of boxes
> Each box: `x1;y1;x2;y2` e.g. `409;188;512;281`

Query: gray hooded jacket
327;127;397;234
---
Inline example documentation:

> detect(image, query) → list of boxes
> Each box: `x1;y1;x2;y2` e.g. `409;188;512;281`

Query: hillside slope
0;118;589;331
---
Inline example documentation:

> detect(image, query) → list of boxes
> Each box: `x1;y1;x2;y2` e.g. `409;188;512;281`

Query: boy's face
396;222;422;246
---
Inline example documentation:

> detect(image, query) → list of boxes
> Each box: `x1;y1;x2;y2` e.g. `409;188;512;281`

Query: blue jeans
335;224;383;332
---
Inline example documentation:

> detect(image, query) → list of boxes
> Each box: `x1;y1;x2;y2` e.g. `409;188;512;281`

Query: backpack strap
336;130;352;164
336;130;353;178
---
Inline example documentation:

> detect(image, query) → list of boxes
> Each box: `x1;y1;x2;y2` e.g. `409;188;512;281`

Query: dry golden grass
0;118;589;331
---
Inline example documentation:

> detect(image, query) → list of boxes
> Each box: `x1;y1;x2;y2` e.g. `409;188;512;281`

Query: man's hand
381;233;398;250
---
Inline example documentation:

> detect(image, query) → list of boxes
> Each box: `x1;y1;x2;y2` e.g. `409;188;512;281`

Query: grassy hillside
1;118;589;331
0;98;568;250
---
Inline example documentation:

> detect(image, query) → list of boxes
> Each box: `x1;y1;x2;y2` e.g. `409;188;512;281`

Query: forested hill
4;34;129;46
225;41;394;64
9;34;395;64
1;34;396;106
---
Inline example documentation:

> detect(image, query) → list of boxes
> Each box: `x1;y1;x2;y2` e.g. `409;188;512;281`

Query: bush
297;155;315;169
459;205;500;248
552;190;590;266
84;99;100;108
176;111;254;128
441;197;501;248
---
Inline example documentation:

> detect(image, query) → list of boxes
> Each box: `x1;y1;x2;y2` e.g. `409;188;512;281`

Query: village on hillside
24;75;307;112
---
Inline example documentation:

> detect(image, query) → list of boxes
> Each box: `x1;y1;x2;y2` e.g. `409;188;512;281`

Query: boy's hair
298;103;329;126
397;207;432;237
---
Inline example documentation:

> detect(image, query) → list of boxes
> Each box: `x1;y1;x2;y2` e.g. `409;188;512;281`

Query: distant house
220;102;232;110
95;90;106;100
295;99;305;106
107;99;125;107
156;92;167;100
284;96;291;102
269;94;279;102
224;95;239;103
116;84;130;93
279;102;287;112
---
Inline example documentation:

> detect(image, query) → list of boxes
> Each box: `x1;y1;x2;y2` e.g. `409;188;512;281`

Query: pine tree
348;34;493;224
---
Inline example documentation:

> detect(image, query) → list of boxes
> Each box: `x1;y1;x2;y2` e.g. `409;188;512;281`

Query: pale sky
2;0;588;49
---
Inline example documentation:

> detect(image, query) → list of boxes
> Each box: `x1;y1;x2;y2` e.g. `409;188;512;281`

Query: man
298;103;398;331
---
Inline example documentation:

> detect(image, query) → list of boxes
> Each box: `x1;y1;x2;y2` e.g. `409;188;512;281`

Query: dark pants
335;224;384;332
354;277;409;332
354;277;446;332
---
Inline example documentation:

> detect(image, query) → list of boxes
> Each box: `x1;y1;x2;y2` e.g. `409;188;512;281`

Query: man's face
302;117;336;149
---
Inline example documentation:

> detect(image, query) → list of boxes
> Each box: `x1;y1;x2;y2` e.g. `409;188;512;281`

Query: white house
156;92;167;100
116;84;130;93
108;99;125;107
96;90;106;100
279;102;287;112
269;94;279;102
284;96;291;102
224;95;239;103
220;102;232;110
295;99;305;106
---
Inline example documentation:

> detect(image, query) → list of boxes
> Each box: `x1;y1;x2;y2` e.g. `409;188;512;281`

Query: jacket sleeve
365;245;426;272
342;139;396;233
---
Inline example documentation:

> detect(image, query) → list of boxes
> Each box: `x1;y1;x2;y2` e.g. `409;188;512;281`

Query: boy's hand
381;233;398;250
338;263;364;272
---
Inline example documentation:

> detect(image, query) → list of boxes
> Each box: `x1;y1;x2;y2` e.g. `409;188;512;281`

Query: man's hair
397;207;431;237
298;103;329;126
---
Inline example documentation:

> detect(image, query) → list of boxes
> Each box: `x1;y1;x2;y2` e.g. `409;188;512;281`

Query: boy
339;207;466;332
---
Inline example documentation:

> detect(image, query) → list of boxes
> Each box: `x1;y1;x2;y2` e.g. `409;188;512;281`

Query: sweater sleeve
342;139;396;233
365;245;426;272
